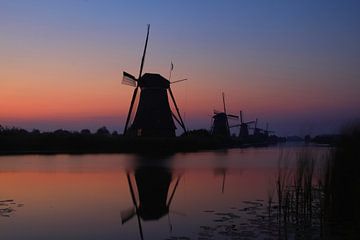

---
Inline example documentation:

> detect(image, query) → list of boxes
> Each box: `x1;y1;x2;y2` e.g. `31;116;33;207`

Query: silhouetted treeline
0;125;286;154
0;125;234;154
311;134;342;145
0;125;120;154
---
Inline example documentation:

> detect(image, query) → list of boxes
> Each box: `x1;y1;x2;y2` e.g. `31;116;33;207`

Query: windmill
239;111;256;138
211;93;238;137
121;167;182;240
252;118;263;137
263;122;275;137
122;25;187;137
229;110;255;139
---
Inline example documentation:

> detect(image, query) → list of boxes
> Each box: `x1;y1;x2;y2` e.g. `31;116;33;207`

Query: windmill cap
139;73;170;88
213;112;227;119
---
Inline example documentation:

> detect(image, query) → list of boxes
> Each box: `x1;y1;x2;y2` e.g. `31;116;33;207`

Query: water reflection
213;150;229;194
0;145;332;240
121;155;182;240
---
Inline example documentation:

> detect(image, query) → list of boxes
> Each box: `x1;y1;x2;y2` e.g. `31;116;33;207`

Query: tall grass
274;148;322;239
272;122;360;239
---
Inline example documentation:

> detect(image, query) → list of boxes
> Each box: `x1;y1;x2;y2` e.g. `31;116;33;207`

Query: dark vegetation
323;123;360;238
311;134;342;145
0;125;285;155
0;125;242;154
272;122;360;239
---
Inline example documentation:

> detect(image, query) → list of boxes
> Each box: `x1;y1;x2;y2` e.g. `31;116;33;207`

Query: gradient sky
1;0;359;136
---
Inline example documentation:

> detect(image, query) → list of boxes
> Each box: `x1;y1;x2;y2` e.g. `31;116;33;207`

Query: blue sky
1;0;359;135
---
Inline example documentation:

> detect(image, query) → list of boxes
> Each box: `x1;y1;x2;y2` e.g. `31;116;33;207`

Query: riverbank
0;127;286;155
0;135;270;155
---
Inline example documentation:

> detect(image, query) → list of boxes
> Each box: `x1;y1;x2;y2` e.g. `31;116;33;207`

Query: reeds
273;148;322;239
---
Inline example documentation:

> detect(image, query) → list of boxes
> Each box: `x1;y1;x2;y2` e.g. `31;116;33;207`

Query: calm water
0;144;328;240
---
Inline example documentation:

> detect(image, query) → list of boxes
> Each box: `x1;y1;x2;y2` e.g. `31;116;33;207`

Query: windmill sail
122;71;137;87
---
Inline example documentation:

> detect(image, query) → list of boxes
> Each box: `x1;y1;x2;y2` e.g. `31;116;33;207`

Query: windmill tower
122;25;187;137
211;93;238;137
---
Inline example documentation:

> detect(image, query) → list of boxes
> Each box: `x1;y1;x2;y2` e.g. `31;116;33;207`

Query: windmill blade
138;24;150;79
167;175;182;208
126;173;138;209
121;207;136;224
227;114;239;119
240;111;243;124
221;171;226;194
123;25;149;135
170;78;188;84
122;72;137;87
171;111;183;128
168;87;187;134
229;124;241;128
123;86;139;134
126;172;144;240
222;92;227;114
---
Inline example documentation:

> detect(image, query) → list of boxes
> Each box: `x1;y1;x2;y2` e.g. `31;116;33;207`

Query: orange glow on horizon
1;39;358;132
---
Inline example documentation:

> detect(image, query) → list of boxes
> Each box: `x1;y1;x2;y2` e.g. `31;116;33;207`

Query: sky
1;0;359;136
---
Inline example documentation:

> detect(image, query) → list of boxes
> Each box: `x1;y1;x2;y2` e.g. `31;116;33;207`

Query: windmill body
239;124;250;138
211;113;230;137
135;167;172;220
210;93;238;138
129;73;176;137
122;167;182;240
238;111;255;139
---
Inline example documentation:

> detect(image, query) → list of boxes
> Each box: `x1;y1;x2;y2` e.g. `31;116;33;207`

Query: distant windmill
252;118;262;136
121;168;182;240
229;110;255;139
211;93;238;137
263;122;275;137
122;25;186;137
239;110;256;138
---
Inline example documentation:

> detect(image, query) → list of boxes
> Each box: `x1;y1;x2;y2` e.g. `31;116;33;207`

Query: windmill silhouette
211;93;238;137
121;167;182;240
239;111;255;138
122;25;186;137
252;118;262;137
229;110;255;139
263;122;275;137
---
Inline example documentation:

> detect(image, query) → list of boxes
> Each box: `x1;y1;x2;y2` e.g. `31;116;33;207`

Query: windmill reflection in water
121;167;182;240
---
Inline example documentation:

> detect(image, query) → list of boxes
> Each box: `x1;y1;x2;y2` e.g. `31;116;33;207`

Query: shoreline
0;136;282;156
